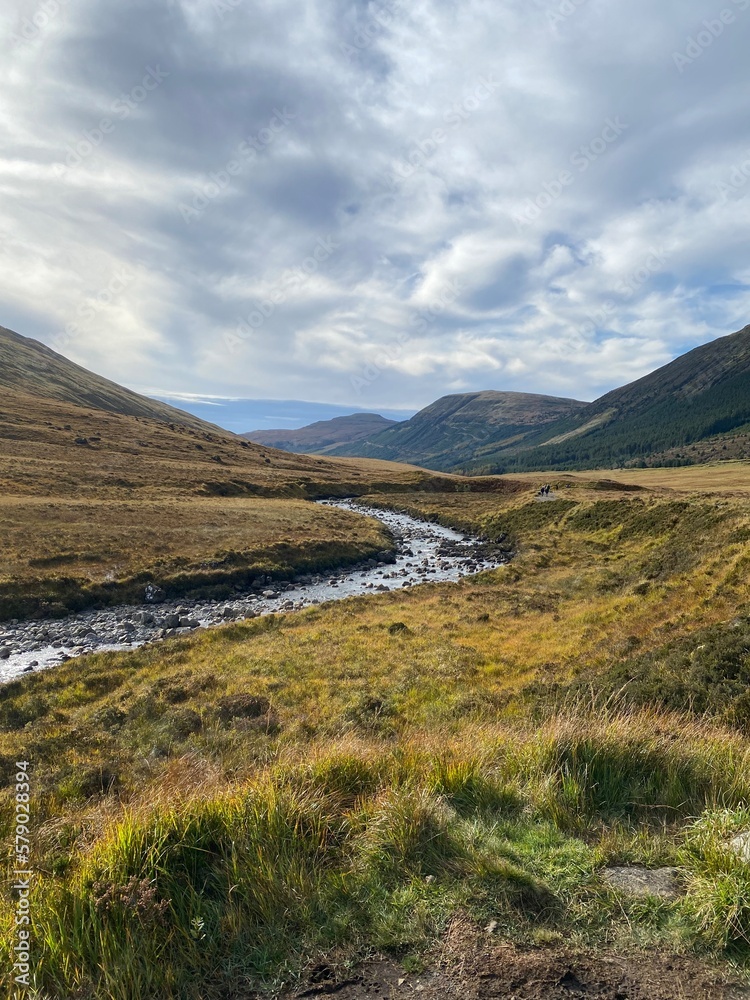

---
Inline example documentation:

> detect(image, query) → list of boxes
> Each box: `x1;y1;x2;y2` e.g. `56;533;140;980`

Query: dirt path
288;920;749;1000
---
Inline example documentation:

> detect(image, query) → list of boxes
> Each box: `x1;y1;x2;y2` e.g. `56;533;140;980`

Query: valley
3;326;750;999
0;501;508;680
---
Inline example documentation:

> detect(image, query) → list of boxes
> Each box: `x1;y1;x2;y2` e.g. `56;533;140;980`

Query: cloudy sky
2;0;750;416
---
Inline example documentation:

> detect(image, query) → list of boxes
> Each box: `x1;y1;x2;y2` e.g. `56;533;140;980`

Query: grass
4;468;750;996
4;716;750;998
0;388;462;620
0;496;394;620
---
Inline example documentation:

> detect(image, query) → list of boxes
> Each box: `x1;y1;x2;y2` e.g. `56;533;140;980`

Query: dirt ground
288;920;749;1000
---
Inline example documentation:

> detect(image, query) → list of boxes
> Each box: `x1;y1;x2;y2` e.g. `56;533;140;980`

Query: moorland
4;327;750;999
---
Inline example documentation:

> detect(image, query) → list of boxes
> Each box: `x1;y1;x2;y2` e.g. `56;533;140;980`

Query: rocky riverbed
0;500;509;683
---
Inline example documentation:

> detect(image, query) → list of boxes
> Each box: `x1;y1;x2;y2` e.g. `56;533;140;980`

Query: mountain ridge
469;324;750;472
328;390;588;470
242;412;398;454
0;325;223;434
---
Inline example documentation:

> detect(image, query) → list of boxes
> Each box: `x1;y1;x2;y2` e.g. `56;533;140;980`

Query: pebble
0;501;510;683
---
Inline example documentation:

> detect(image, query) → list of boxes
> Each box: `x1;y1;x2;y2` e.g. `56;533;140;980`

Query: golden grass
0;496;390;587
5;477;750;995
502;460;750;493
0;389;456;617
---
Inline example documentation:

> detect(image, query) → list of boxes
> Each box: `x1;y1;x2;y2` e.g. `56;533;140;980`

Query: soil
286;917;749;1000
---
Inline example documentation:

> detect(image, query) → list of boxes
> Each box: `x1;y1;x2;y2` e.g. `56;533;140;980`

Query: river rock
729;831;750;862
602;866;680;900
0;500;509;683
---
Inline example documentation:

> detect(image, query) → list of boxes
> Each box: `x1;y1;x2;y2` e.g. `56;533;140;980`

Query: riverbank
4;479;750;998
0;502;510;682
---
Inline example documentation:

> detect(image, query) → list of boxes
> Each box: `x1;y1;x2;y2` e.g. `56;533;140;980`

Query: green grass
4;715;750;998
4;479;750;997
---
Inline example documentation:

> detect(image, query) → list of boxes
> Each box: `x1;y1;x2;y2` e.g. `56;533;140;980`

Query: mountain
329;391;588;470
0;325;219;433
462;324;750;473
242;412;398;454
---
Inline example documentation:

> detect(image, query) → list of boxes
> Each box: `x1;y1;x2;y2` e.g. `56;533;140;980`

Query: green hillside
469;324;750;473
331;390;587;470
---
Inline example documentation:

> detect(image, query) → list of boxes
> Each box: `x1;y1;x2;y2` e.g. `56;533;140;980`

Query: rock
120;621;136;633
601;866;680;900
729;831;750;862
262;590;276;599
144;583;166;603
163;614;180;629
0;646;10;659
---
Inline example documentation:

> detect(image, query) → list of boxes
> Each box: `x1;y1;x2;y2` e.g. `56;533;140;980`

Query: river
0;500;508;683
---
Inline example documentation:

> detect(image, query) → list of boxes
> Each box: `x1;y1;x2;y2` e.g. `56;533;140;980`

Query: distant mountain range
474;323;750;473
242;412;397;453
327;391;587;470
263;325;750;473
150;396;415;435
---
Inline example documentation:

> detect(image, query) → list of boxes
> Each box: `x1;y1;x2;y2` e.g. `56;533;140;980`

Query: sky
2;0;750;417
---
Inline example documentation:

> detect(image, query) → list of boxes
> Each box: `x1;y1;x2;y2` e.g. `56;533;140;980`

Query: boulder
601;866;680;900
730;831;750;862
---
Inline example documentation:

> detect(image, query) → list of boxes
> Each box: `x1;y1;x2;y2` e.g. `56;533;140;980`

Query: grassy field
502;461;750;493
0;496;396;621
4;468;750;996
0;388;458;620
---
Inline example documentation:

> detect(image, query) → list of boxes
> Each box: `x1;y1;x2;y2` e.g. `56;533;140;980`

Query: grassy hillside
332;391;587;470
0;326;221;433
243;412;398;454
5;467;750;997
471;325;750;473
0;386;453;620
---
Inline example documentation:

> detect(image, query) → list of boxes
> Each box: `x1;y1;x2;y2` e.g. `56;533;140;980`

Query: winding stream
0;500;508;683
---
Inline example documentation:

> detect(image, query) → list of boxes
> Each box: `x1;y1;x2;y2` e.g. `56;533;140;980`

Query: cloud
1;0;749;411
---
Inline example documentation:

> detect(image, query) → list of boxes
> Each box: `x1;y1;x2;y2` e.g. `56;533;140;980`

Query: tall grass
4;711;750;999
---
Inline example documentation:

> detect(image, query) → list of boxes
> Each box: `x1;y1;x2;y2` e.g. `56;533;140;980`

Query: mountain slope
0;325;220;433
331;391;587;470
242;412;398;453
471;324;750;472
0;328;453;620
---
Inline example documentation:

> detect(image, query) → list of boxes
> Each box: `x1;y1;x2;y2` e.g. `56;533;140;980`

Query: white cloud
0;0;749;410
